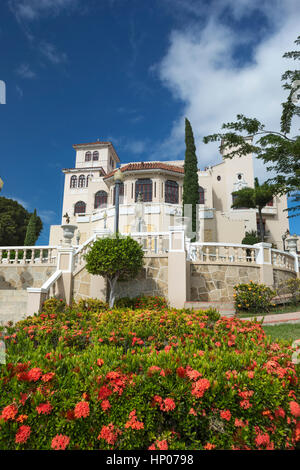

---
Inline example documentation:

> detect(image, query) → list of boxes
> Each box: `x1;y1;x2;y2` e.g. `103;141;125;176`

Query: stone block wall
273;268;297;291
72;256;169;302
115;256;168;300
0;266;56;290
190;263;260;302
73;267;92;302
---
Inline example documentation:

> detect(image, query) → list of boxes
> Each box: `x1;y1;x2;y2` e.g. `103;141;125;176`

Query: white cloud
16;63;36;79
154;0;300;182
108;135;149;158
38;209;57;224
39;41;68;64
9;0;78;22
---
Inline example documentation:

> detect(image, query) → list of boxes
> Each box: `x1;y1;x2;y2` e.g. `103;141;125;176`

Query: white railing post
253;242;273;286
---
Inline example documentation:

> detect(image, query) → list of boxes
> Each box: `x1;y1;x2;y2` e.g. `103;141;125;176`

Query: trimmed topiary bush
84;235;144;308
0;303;299;450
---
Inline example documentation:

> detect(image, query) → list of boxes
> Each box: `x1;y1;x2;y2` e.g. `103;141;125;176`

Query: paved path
239;311;300;325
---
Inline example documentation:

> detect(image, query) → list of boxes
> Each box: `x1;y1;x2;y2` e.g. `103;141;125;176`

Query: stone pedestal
286;235;298;254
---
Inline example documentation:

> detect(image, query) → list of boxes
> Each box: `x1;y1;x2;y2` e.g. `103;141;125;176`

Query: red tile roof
104;161;184;179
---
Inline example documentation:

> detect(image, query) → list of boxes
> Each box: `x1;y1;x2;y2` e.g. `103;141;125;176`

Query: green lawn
262;323;300;343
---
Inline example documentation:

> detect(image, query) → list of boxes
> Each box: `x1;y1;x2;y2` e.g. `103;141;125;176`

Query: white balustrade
0;246;58;265
187;242;258;264
129;232;169;254
271;249;296;271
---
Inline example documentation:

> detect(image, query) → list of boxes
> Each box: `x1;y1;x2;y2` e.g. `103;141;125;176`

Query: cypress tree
24;209;38;246
182;118;199;241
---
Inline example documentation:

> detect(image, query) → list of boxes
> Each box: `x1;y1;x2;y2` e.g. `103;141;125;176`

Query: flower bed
0;301;299;450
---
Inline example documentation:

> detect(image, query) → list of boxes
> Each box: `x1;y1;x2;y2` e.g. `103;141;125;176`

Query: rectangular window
135;179;152;202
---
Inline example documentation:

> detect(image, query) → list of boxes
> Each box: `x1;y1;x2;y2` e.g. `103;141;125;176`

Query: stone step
185;301;235;317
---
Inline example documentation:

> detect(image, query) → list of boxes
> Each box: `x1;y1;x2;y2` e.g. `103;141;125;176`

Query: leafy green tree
0;197;43;246
203;35;300;217
232;177;277;241
183;118;199;241
84;235;144;308
24;209;39;246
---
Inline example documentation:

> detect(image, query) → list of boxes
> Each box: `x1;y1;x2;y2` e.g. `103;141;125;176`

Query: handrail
0;245;57;250
41;270;62;291
188;242;260;250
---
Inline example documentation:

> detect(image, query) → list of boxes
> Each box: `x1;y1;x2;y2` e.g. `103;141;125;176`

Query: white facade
49;140;290;249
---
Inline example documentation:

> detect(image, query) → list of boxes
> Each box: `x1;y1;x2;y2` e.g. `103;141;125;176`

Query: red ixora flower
41;372;55;383
148;439;168;450
36;403;53;415
1;404;18;421
98;385;112;401
74;401;90;419
51;434;70;450
125;410;144;430
220;409;231;421
160;398;176;412
255;431;271;448
28;367;43;382
204;443;216;450
98;423;122;445
289;401;300;417
15;425;31;444
191;378;211;398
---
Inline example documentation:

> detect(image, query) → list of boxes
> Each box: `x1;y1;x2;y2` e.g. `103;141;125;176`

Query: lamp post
0;178;3;192
282;229;290;251
113;168;124;234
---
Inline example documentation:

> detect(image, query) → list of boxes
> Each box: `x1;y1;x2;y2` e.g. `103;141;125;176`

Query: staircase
0;290;29;325
184;301;235;317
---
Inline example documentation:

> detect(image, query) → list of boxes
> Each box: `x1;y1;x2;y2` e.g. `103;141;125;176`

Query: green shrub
74;298;109;312
42;297;66;313
115;295;168;310
278;278;300;304
234;281;276;313
0;304;299;450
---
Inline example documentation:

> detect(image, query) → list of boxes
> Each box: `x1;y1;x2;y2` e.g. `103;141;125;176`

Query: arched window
93;151;99;161
70;175;77;188
165;180;179;204
78;175;85;188
85;151;91;162
113;183;124;205
199;186;205;204
135;179;152;202
74;201;86;215
95;190;108;209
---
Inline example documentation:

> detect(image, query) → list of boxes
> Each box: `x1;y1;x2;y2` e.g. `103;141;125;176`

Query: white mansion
49;139;290;249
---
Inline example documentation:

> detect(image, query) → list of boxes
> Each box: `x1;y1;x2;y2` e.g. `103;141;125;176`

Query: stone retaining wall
115;256;168;300
190;263;260;302
0;266;56;290
72;256;169;302
73;267;93;301
273;268;297;289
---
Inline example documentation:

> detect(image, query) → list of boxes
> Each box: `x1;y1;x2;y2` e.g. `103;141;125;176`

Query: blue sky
0;0;299;244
